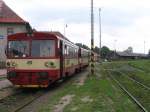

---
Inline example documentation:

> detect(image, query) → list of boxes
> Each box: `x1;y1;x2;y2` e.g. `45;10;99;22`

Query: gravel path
0;79;12;89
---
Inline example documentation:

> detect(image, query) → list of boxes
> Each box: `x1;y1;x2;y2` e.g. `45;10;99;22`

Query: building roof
116;51;147;57
0;0;26;24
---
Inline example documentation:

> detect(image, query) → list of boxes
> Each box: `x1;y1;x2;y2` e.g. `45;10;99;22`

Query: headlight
6;62;11;67
45;62;49;67
7;61;18;67
11;62;17;67
44;62;56;68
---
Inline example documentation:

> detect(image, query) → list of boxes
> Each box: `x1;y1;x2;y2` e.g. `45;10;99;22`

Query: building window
7;27;14;35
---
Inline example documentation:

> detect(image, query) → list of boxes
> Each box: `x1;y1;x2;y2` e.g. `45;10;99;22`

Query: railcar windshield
31;40;55;57
8;41;29;58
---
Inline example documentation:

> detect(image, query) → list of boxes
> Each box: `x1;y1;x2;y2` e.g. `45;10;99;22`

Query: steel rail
104;69;150;91
128;64;149;72
0;78;6;81
13;92;44;112
0;86;12;91
107;71;148;112
0;69;87;112
13;76;77;112
117;71;150;91
0;88;22;102
0;75;6;80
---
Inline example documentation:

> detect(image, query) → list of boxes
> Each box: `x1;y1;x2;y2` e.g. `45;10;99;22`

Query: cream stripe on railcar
82;57;89;64
7;59;60;70
65;58;78;68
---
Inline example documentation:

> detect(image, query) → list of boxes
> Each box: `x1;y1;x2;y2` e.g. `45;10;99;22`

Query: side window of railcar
31;40;55;57
70;47;75;58
68;46;72;58
75;49;77;57
65;45;77;58
71;47;74;58
64;45;66;55
64;45;69;57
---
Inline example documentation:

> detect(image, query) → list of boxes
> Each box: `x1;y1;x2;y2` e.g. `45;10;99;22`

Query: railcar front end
6;33;60;87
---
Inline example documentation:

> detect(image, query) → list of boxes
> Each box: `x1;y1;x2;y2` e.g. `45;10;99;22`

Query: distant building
108;51;148;60
0;0;31;61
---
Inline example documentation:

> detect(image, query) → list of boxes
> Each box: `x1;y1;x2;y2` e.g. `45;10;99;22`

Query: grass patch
39;65;140;112
103;60;150;87
103;60;150;111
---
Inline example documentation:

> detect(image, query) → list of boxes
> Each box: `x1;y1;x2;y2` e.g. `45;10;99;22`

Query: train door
60;40;64;78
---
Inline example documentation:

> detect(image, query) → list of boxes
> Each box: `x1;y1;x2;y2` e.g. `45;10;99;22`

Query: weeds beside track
107;70;149;112
103;61;150;112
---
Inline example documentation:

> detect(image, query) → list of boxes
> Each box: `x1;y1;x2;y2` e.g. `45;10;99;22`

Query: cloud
102;15;150;53
3;0;150;53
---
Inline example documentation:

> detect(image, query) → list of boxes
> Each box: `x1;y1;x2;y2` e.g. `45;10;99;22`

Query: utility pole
99;8;101;62
91;0;94;75
144;41;145;54
114;40;117;52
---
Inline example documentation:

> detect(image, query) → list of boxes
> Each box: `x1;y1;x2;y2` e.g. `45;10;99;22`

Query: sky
4;0;150;53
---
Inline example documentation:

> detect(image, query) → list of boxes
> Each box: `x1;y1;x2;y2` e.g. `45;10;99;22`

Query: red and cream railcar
79;48;89;69
6;31;81;87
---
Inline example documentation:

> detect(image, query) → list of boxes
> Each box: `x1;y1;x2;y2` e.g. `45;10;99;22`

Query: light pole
99;8;101;62
64;24;67;36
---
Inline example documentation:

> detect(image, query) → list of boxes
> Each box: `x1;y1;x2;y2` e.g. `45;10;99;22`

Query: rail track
0;75;6;81
12;76;79;112
128;63;150;73
106;70;149;112
0;69;88;112
13;90;46;112
116;71;150;91
0;87;22;101
0;85;53;112
105;69;150;91
0;86;12;92
12;81;74;112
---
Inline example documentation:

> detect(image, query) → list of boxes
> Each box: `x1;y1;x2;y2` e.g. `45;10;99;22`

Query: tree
148;49;150;57
75;43;82;48
100;46;111;59
82;44;90;50
124;47;133;53
75;43;90;50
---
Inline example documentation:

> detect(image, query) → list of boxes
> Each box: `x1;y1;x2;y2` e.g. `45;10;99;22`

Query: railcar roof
38;31;70;41
8;31;68;40
8;31;88;49
8;31;76;46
